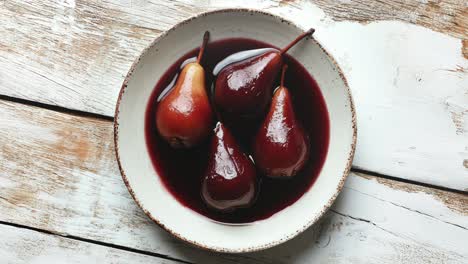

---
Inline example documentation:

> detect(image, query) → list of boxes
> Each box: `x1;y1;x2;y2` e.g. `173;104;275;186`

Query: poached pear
214;28;315;118
253;65;310;178
156;31;213;148
202;122;257;211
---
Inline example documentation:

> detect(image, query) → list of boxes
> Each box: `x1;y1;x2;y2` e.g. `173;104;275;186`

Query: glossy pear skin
214;51;282;117
253;87;310;178
202;123;257;211
156;62;213;148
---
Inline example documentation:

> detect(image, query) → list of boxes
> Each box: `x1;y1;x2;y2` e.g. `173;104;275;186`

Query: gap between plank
0;94;466;195
0;94;114;121
0;220;194;264
352;167;467;195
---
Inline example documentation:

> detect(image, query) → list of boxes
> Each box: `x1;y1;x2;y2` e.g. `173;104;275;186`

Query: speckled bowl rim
114;8;357;253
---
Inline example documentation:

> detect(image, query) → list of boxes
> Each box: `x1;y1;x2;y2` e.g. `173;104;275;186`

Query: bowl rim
114;8;357;253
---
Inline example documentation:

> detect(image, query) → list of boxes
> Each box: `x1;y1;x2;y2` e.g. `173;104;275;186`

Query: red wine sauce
145;38;330;223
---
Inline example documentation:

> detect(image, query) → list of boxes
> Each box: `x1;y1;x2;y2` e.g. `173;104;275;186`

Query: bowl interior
115;9;355;252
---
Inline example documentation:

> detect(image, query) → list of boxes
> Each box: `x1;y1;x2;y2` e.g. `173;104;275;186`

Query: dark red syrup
145;38;330;223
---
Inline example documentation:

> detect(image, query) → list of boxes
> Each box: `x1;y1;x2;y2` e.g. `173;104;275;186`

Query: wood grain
0;224;179;264
310;0;467;40
0;0;465;115
318;20;468;191
1;0;467;190
0;99;466;263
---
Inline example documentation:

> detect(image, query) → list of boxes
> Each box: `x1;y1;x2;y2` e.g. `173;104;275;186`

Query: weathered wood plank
1;0;466;190
269;2;468;190
0;224;179;264
0;100;466;263
320;21;468;191
1;0;465;115
311;0;467;40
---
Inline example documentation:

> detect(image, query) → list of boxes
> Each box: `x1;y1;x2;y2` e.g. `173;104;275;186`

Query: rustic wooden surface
0;224;179;264
0;100;467;262
0;0;467;263
1;0;467;190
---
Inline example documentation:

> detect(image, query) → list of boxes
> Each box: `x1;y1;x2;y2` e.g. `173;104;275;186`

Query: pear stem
279;28;315;56
197;31;210;63
280;64;288;87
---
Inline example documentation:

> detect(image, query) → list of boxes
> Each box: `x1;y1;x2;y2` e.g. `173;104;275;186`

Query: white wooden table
1;1;467;263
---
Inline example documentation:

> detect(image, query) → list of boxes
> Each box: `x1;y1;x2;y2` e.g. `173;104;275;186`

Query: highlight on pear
156;31;213;148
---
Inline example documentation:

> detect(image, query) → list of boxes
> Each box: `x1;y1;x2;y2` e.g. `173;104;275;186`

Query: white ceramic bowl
114;9;356;253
